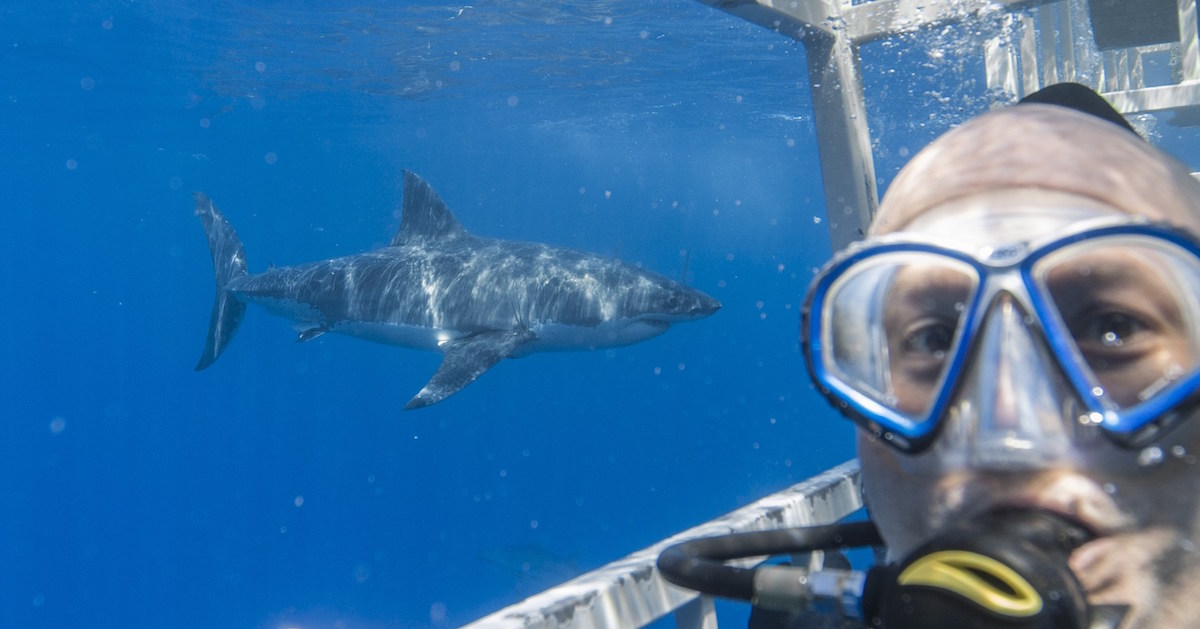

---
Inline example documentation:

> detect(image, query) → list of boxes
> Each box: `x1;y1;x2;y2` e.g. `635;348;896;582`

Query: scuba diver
659;83;1200;627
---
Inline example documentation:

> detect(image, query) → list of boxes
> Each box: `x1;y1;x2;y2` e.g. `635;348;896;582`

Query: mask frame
801;217;1200;454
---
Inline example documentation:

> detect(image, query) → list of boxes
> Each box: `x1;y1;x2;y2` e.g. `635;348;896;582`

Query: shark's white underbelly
246;295;458;351
524;319;669;352
329;319;668;354
247;294;668;353
332;320;455;351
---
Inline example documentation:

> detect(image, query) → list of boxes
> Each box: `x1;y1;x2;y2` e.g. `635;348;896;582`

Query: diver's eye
1071;310;1149;356
895;319;956;382
901;320;955;356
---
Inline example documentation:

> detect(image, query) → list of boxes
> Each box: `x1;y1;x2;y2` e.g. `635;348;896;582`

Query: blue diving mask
802;217;1200;457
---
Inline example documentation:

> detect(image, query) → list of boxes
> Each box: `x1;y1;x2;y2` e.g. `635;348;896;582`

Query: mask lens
1035;235;1200;419
821;252;979;427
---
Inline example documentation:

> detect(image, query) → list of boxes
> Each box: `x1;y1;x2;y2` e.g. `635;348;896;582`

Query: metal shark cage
463;0;1200;627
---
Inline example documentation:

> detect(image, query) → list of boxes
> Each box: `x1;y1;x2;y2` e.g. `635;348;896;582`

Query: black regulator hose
656;520;883;601
656;510;1096;628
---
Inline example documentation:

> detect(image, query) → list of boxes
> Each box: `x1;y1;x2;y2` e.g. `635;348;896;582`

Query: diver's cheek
857;432;947;558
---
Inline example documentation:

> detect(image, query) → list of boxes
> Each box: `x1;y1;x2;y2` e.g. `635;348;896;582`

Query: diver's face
859;193;1200;627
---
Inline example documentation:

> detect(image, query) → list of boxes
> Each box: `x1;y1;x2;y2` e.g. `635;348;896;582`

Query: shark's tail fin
193;192;249;371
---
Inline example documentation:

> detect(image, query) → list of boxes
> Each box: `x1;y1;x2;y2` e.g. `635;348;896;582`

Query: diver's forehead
895;190;1124;246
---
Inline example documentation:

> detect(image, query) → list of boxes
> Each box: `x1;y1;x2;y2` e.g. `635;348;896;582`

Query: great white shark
194;171;721;409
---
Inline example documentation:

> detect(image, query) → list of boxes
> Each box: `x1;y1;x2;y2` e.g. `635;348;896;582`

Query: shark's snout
660;289;721;321
695;293;722;317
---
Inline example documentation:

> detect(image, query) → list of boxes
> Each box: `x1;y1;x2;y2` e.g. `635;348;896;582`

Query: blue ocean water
7;2;1200;629
3;3;845;627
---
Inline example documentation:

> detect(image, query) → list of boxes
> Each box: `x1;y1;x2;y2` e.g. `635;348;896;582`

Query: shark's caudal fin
193;192;249;371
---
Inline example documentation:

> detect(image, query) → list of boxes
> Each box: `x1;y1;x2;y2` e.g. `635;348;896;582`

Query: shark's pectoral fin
295;322;330;343
404;329;537;410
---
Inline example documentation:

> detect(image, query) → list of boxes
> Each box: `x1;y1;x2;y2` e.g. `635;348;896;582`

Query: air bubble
430;602;448;623
1138;446;1164;467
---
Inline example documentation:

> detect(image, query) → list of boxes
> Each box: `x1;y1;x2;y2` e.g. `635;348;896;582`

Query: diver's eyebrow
888;270;974;305
1045;255;1161;288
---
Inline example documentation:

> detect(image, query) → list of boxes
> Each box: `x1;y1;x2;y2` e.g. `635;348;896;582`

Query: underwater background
6;2;1200;628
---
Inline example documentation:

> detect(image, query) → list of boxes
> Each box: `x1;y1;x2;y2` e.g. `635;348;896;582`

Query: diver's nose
983;303;1025;431
939;294;1082;470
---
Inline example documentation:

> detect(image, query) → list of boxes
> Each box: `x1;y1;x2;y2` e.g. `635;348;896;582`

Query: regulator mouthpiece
865;510;1093;628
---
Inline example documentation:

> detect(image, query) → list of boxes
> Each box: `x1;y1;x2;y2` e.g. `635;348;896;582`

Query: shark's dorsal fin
391;170;466;246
